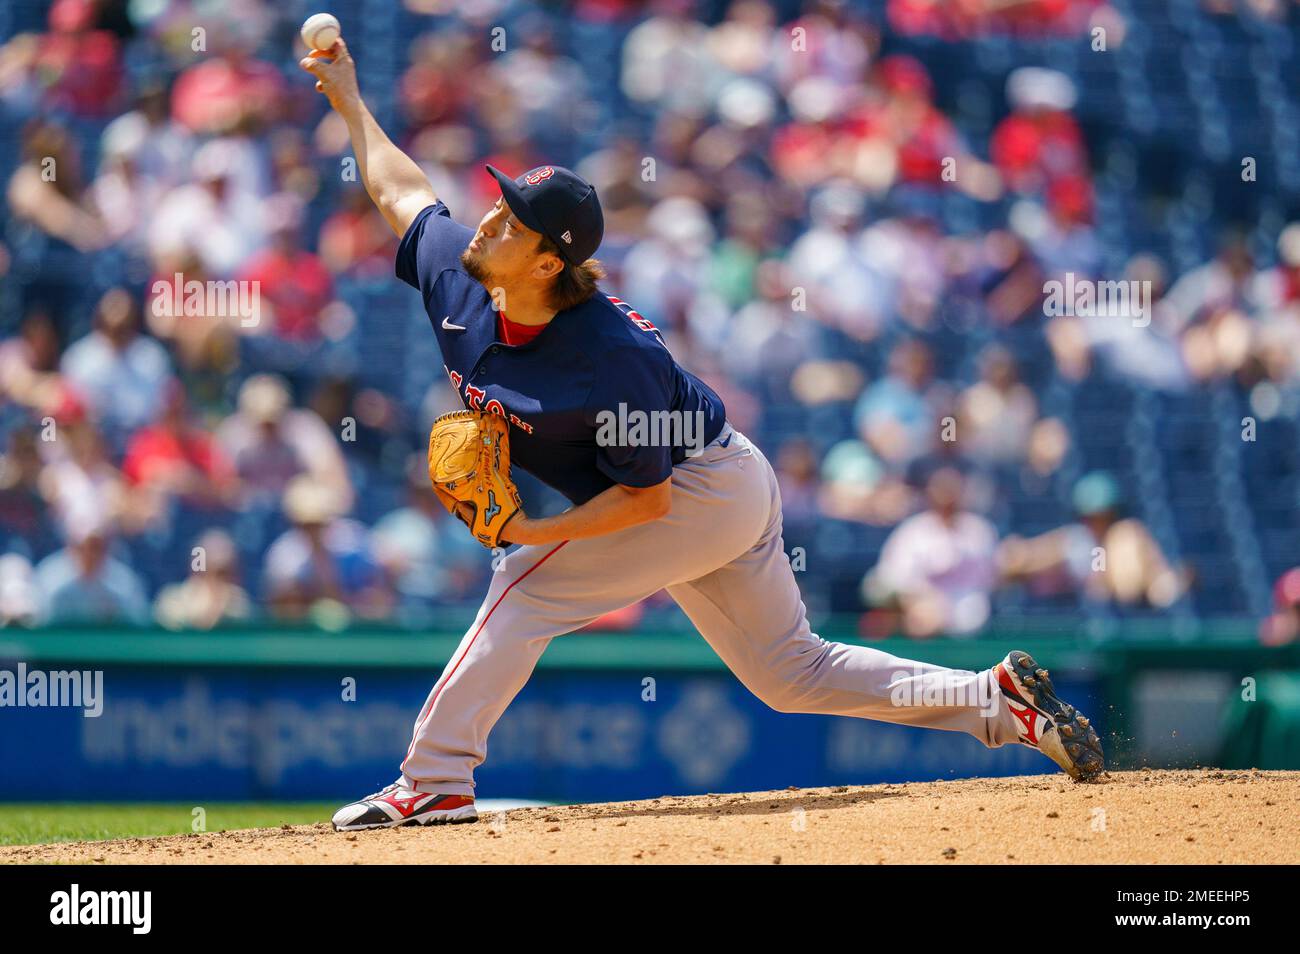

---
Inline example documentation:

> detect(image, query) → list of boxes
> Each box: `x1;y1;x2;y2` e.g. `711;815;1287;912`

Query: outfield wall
0;626;1294;801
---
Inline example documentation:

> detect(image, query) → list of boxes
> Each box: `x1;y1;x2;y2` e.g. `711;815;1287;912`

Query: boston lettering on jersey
396;202;726;505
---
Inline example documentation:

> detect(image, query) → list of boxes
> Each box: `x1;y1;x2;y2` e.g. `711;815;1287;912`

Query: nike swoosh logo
442;316;466;331
719;435;732;448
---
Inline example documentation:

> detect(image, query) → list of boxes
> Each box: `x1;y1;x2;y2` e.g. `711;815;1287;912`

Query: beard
460;246;493;285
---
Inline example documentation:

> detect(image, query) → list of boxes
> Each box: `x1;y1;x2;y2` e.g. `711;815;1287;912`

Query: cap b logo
561;230;572;244
524;167;555;186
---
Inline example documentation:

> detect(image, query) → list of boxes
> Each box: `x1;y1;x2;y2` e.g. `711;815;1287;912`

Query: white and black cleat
332;783;479;831
996;651;1105;781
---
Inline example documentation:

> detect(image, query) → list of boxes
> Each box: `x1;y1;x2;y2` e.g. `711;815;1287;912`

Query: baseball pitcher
299;41;1105;831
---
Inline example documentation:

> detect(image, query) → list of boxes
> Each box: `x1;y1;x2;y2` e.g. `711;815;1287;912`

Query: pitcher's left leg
667;534;1021;747
666;440;1021;747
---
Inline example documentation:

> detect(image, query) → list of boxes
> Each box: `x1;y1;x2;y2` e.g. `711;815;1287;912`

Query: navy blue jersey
396;202;726;505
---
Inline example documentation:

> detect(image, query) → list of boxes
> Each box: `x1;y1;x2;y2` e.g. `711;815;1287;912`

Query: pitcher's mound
4;769;1296;865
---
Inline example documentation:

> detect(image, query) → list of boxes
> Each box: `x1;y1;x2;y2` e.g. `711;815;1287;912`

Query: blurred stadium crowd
0;0;1298;639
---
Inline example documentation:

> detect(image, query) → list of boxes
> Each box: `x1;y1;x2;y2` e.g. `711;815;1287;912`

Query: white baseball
301;13;341;52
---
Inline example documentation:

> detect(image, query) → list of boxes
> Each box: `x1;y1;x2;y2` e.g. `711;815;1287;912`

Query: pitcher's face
461;197;556;290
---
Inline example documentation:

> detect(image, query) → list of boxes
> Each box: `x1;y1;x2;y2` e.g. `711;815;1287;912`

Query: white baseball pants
399;425;1021;794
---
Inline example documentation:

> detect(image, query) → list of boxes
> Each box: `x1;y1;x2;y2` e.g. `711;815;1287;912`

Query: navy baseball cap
485;164;604;266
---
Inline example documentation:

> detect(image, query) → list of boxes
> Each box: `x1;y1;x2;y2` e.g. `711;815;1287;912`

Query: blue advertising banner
0;663;1100;802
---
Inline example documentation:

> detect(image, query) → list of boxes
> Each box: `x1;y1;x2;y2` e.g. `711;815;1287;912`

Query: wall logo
657;684;751;786
50;884;151;934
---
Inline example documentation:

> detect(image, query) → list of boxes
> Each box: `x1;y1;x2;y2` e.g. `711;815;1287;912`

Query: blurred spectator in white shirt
91;111;173;255
1163;233;1261;332
38;420;125;541
621;196;718;334
621;0;720;114
863;466;998;637
101;84;193;191
149;138;267;277
786;181;889;342
0;553;39;627
154;529;252;630
33;520;148;625
60;287;174;451
490;18;589;150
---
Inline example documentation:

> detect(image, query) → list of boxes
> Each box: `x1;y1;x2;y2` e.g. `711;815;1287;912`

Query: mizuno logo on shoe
378;790;435;815
1007;703;1040;745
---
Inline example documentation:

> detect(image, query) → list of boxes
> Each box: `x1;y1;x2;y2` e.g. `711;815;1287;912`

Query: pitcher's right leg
395;430;774;798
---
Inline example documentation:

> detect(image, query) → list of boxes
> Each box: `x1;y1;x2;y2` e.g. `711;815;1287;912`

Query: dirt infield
4;769;1297;864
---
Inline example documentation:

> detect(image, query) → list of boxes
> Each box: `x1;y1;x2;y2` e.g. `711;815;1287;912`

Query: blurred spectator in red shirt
889;0;1102;39
1260;567;1300;645
992;68;1090;205
122;381;237;510
1255;222;1300;313
401;26;482;130
319;189;399;279
33;0;124;116
170;46;284;134
237;195;336;341
840;56;1001;199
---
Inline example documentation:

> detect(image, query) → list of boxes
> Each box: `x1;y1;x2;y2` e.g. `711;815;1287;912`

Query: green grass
0;803;337;847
